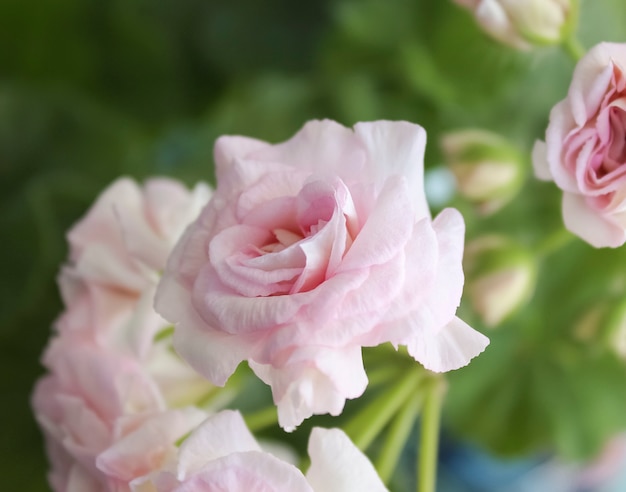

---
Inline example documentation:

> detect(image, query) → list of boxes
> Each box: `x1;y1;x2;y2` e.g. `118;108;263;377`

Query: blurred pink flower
156;120;488;430
132;410;387;492
534;42;626;248
31;337;163;491
32;337;207;492
58;177;210;352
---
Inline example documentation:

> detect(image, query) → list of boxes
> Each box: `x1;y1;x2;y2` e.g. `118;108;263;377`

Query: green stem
418;377;446;492
344;368;425;451
244;406;278;432
376;390;424;484
562;36;585;62
536;227;574;259
366;364;406;387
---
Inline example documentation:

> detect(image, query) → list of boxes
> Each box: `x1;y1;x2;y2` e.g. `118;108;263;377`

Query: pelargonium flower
132;410;388;492
55;177;213;406
156;120;489;430
59;177;210;353
533;42;626;248
32;337;164;490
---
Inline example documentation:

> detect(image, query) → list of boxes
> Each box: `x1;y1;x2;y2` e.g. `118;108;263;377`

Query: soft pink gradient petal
250;346;368;431
562;192;626;248
353;121;430;220
177;411;261;479
306;428;387;492
157;276;253;386
96;408;207;484
568;44;625;127
173;452;312;492
406;316;490;373
248;120;367;179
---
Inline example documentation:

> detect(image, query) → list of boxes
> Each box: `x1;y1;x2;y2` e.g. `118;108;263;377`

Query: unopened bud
464;236;537;327
574;299;626;360
453;0;574;51
441;129;525;214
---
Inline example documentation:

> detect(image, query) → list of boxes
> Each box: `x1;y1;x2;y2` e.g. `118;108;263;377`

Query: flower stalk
418;375;446;492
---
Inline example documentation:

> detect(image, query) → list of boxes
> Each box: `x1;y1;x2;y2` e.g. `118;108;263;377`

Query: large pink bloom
156;120;489;430
534;43;626;248
132;410;387;492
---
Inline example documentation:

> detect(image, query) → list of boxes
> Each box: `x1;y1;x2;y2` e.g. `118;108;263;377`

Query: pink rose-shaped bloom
132;410;387;492
56;177;213;406
67;177;211;289
60;177;211;352
156;120;489;429
31;337;164;491
32;336;207;492
534;43;626;248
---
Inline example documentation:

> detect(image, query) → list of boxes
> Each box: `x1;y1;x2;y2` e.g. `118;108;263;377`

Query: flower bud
464;236;537;327
454;0;574;51
441;129;525;214
575;298;626;359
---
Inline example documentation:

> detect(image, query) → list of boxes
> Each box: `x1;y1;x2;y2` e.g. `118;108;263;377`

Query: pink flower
31;337;164;491
67;177;211;288
55;177;213;406
534;43;626;248
133;410;387;492
59;177;210;352
32;336;207;492
156;120;489;430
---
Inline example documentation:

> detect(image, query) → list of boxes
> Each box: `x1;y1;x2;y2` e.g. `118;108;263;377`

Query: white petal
306;428;388;492
407;316;489;373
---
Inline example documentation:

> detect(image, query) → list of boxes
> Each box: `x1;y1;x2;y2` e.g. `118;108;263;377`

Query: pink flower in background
58;177;210;351
156;119;489;430
67;177;211;289
32;177;215;491
534;42;626;248
133;410;387;492
31;337;164;491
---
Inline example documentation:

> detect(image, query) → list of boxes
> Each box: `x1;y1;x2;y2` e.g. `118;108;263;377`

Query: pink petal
569;44;619;127
248;120;366;178
354;120;430;220
562;192;626;247
406;316;489;372
250;346;368;431
176;411;261;480
174;452;312;492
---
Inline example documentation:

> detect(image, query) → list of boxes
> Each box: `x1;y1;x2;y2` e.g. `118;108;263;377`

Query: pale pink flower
58;177;210;349
132;410;387;492
32;336;207;492
56;177;213;406
533;43;626;248
31;337;164;491
156;120;489;429
67;177;211;290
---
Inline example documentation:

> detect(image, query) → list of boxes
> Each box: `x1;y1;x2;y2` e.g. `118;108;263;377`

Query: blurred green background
3;0;626;490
